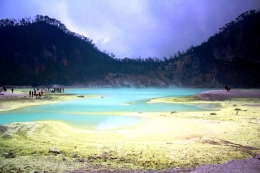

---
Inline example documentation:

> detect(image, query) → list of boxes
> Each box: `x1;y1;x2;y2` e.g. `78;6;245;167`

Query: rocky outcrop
78;73;173;88
160;55;221;87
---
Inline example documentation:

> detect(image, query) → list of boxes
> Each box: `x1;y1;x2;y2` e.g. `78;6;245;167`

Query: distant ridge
0;11;260;88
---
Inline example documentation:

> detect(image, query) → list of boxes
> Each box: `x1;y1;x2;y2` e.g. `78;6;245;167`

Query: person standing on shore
3;85;7;91
11;88;13;93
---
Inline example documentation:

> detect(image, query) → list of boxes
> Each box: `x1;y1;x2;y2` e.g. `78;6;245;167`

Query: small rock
62;157;66;161
2;133;12;139
88;158;94;162
78;158;85;162
49;147;61;154
5;152;16;158
235;108;241;111
72;153;78;158
210;112;217;115
254;154;260;160
0;125;7;133
170;111;177;114
77;95;85;98
120;157;125;161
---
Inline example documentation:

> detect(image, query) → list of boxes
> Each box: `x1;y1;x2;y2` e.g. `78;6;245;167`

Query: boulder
4;152;16;158
254;154;260;160
2;133;12;139
49;147;61;154
0;125;7;133
78;158;84;162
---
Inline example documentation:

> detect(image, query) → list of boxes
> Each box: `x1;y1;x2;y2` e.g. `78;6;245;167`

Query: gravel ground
70;155;260;173
191;155;260;173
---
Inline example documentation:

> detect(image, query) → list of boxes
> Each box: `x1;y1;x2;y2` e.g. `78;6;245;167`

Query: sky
0;0;260;59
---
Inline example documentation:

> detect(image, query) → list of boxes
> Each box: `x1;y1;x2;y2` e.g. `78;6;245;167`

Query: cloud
1;0;260;59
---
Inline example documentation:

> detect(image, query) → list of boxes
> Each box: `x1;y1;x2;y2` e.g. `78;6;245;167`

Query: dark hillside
0;21;115;86
0;11;260;87
160;10;260;87
207;11;260;62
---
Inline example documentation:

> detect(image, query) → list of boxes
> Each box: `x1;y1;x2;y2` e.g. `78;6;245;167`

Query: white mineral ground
0;89;259;173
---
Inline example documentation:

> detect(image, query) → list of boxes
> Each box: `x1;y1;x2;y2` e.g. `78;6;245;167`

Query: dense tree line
0;15;98;51
208;10;260;42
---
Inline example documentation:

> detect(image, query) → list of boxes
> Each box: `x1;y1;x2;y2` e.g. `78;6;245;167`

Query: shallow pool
0;88;220;130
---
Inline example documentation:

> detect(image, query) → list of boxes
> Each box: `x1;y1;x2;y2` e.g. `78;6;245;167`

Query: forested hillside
158;10;260;87
0;11;260;87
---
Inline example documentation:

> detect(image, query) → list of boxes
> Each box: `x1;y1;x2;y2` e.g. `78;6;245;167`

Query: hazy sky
0;0;259;59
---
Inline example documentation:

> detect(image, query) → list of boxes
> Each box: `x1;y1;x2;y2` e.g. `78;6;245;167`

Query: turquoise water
0;88;219;130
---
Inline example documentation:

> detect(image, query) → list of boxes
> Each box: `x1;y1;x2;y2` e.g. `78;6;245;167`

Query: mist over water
0;88;219;130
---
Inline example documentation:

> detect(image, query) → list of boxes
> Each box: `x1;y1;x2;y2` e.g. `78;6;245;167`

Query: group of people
1;86;66;99
1;86;14;93
50;88;65;93
28;87;65;99
29;88;44;98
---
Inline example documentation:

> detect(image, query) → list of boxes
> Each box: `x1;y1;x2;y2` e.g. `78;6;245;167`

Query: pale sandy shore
0;89;99;112
0;89;259;172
